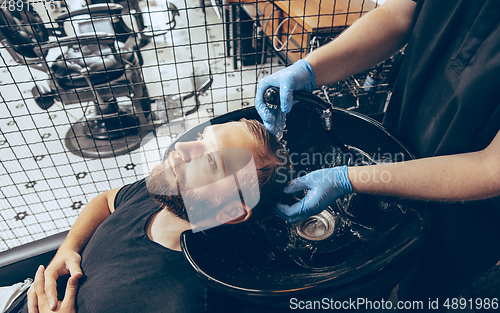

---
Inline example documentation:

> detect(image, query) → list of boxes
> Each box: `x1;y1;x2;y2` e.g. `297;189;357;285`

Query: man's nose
174;141;205;162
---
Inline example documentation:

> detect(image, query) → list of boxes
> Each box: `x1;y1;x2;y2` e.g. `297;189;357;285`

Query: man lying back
23;119;288;313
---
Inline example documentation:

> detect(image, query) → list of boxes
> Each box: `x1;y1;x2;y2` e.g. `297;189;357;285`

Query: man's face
147;121;261;227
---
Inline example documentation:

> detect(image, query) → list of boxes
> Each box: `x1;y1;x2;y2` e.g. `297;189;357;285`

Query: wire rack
313;55;398;117
0;0;384;251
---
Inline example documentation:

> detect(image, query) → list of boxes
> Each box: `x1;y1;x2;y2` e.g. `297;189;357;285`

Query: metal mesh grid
0;0;385;252
0;0;497;300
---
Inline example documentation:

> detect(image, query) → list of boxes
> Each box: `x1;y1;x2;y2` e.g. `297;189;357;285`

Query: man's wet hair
235;118;292;221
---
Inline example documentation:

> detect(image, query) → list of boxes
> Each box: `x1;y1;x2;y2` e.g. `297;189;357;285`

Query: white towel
0;279;32;313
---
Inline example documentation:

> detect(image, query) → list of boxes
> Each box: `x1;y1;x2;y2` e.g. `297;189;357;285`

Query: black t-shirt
73;178;207;313
12;179;208;313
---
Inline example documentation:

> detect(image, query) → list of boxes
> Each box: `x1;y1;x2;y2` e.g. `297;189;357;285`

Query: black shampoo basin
179;95;430;307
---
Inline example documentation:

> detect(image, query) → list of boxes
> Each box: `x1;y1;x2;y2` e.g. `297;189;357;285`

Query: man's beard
147;165;226;224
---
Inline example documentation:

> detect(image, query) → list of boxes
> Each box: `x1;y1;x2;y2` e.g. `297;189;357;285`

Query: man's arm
52;187;121;256
349;130;500;201
28;187;121;313
255;0;416;135
305;0;417;86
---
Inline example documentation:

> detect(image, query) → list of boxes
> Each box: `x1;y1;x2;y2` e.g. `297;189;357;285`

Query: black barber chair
38;34;151;158
0;4;152;158
44;3;154;159
0;3;145;77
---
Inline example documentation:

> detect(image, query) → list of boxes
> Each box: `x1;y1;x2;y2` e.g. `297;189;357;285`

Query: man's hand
277;166;352;223
26;188;118;313
29;266;78;313
255;59;316;136
28;251;82;313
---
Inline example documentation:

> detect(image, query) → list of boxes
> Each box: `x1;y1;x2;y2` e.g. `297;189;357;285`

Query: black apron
383;0;500;310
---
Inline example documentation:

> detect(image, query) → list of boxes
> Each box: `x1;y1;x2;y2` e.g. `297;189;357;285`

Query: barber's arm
349;130;500;201
255;0;416;135
305;0;416;86
277;130;500;223
28;188;121;313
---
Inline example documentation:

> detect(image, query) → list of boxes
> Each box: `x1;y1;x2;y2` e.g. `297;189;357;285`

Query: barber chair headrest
51;40;135;89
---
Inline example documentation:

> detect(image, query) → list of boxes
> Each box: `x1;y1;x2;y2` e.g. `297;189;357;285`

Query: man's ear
215;201;252;225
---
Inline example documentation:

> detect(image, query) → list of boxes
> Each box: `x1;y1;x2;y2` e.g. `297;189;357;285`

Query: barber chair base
65;119;153;158
82;112;139;140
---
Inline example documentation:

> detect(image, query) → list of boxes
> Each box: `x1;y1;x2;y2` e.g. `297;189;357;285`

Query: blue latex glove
255;59;316;136
277;166;353;223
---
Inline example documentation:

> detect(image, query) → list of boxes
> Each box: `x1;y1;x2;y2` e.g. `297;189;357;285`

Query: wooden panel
230;0;381;62
275;0;378;32
274;0;379;62
276;16;308;61
257;0;282;40
251;1;299;60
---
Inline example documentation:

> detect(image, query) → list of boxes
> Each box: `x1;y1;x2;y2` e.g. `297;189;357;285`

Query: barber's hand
255;59;316;136
29;266;77;313
277;166;352;223
28;250;82;313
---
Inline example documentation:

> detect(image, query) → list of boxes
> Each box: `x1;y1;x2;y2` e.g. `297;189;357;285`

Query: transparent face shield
140;122;260;232
179;148;259;231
